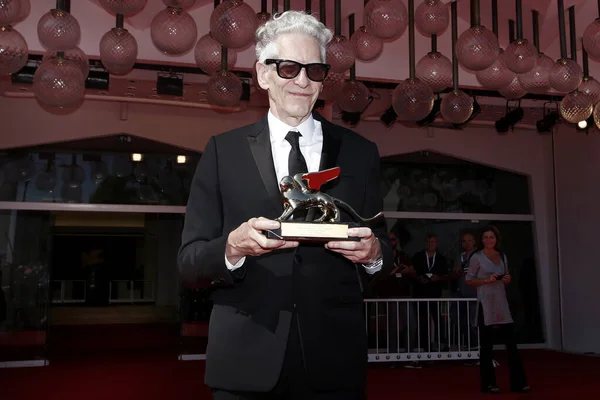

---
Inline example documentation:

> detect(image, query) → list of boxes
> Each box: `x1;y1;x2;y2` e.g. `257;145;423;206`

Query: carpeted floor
1;323;599;399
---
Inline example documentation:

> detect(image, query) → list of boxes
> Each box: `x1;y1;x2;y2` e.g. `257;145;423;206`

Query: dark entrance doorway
51;227;145;307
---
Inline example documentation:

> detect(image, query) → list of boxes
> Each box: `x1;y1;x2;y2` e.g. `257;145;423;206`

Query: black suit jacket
178;112;392;392
412;250;449;298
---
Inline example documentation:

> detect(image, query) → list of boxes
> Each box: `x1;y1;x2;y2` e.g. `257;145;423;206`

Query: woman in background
466;225;530;394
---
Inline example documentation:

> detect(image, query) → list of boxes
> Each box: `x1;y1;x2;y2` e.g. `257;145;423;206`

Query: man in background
412;233;449;351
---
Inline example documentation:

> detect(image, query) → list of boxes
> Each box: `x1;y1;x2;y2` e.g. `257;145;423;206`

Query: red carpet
1;324;599;399
47;323;181;357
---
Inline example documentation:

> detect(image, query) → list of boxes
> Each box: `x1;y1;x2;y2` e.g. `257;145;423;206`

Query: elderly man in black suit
178;10;392;400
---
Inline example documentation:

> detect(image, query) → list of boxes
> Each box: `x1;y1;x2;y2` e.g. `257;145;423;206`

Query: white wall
554;124;600;354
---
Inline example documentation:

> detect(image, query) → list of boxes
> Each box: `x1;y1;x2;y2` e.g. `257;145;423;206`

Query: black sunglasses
264;59;331;82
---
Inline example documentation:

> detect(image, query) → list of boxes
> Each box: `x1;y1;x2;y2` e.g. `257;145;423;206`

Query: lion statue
275;173;383;223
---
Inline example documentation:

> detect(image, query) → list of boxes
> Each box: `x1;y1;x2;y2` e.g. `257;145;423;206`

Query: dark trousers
450;297;478;349
478;306;528;391
386;301;417;352
212;313;364;400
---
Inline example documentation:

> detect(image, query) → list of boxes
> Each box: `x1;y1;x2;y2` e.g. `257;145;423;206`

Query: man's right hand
451;267;463;279
401;265;416;277
225;217;299;265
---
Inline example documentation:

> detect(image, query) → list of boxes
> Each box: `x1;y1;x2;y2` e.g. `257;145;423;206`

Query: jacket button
294;254;302;264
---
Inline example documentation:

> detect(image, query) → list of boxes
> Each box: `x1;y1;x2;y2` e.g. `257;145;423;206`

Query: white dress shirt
267;110;323;184
225;110;381;274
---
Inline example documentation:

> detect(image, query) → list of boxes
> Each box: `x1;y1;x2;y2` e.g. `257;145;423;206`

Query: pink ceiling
9;0;600;89
85;0;211;30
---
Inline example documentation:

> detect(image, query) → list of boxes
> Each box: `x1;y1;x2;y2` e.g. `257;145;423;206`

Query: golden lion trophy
264;167;384;241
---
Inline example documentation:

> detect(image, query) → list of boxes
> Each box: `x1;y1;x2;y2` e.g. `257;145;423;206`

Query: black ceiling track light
495;102;525;133
536;110;560;133
342;97;374;127
380;106;398;128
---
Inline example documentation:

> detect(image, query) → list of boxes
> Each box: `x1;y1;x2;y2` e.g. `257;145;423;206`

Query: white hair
255;10;333;63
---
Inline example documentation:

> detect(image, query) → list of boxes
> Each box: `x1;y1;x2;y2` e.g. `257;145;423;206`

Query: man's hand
225;217;299;264
325;227;381;264
451;267;463;279
401;265;417;277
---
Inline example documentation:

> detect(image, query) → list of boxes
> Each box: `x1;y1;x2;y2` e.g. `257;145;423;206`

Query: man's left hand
325;227;381;264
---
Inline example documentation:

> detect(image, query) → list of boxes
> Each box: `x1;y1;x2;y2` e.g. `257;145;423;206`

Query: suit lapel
247;116;282;213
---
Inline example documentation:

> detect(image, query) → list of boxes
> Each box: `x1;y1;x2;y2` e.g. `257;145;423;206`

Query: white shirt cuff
225;254;246;270
362;257;383;275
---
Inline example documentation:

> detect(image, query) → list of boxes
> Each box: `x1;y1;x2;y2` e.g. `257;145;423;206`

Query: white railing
51;280;86;304
364;298;480;363
108;280;155;304
178;298;481;364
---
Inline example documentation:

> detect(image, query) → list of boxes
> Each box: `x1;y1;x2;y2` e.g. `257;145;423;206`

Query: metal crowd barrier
365;298;480;363
179;298;481;364
51;280;156;304
51;280;86;304
108;280;155;304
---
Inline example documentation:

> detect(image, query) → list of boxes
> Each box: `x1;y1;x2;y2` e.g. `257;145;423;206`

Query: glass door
0;210;52;366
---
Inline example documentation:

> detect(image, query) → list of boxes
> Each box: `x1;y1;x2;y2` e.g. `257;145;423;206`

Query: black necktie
285;131;309;221
285;130;308;177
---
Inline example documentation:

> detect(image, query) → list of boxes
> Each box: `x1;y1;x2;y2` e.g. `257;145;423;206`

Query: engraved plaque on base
265;221;360;242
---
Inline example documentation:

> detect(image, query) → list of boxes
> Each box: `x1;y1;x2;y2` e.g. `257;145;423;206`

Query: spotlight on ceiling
157;72;184;96
341;111;362;127
576;115;594;132
341;96;373;127
380;106;398;128
313;99;325;112
11;64;37;85
86;66;110;90
240;79;251;101
495;106;524;133
536;111;560;133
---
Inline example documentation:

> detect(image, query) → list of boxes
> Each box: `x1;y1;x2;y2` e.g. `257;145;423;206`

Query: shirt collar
268;110;316;145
